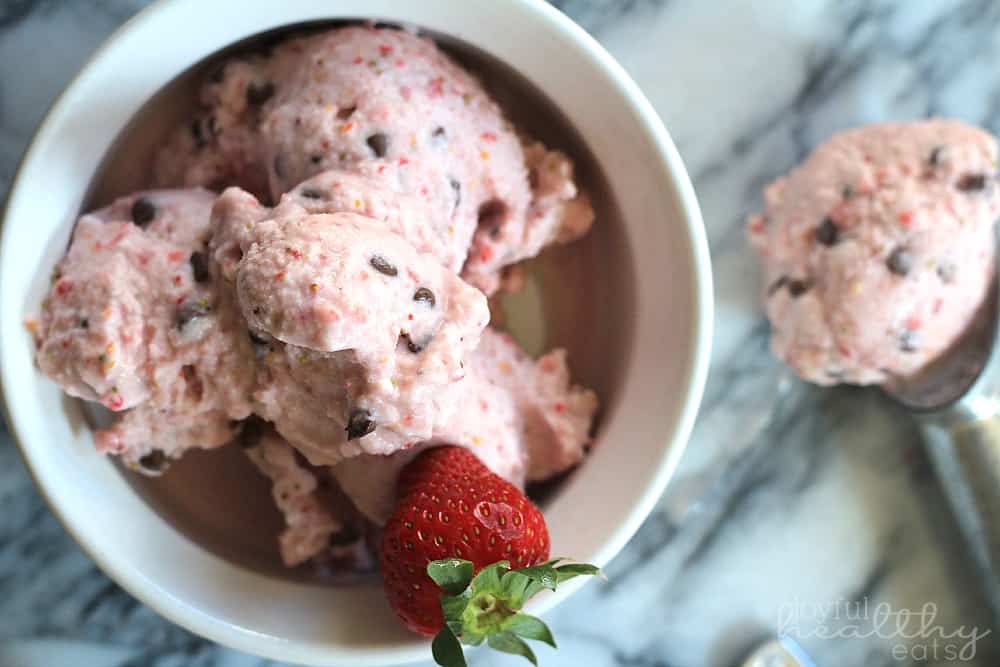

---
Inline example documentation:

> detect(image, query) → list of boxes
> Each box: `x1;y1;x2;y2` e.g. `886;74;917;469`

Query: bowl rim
0;0;713;663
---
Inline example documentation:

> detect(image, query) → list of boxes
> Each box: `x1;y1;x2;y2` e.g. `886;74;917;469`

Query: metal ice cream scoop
884;266;1000;619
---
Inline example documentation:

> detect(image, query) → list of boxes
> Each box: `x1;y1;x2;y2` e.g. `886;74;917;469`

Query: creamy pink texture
34;190;255;467
243;426;342;566
330;328;598;523
211;186;490;461
154;26;593;293
748;119;1000;385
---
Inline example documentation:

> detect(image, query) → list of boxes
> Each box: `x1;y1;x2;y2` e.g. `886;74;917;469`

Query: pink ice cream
33;189;255;469
37;26;601;571
154;26;593;293
748;119;1000;386
210;184;490;462
330;328;598;523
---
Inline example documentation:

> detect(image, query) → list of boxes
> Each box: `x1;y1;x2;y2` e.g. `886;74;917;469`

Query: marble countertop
1;1;998;665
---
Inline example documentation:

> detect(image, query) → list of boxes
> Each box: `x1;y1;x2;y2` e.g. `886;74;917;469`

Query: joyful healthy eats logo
777;597;991;662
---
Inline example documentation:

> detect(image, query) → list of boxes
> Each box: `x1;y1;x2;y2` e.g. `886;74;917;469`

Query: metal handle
918;414;1000;618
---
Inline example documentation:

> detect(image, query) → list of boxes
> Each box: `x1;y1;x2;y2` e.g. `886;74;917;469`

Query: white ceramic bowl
0;0;712;665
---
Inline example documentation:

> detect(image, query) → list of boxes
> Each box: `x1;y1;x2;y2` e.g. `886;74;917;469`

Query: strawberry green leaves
427;558;601;667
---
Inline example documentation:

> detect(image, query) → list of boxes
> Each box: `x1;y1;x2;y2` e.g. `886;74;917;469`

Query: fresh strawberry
379;446;600;667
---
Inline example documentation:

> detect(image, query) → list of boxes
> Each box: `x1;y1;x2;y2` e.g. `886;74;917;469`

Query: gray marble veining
2;1;999;666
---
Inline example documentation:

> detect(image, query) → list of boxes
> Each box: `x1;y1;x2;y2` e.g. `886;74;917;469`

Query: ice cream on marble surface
154;25;593;294
748;119;1000;386
330;327;599;524
32;189;255;470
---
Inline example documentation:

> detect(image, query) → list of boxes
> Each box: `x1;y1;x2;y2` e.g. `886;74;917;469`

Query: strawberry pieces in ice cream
749;119;1000;386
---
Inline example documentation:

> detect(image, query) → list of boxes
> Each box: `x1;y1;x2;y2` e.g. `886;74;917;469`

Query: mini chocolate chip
138;450;169;475
929;145;946;167
450;178;461;208
336;104;357;120
131;197;156;227
300;187;324;200
767;276;789;296
900;329;920;353
477;199;508;230
310;154;323;164
246;80;275;106
346;409;376;440
236;416;266;449
248;330;271;358
887;247;912;276
399;332;423;354
432;126;446;141
79;317;89;329
815;218;839;246
190;119;206;148
366;132;389;158
328;524;362;547
414;287;436;306
787;279;811;297
370;255;398;276
189;251;210;283
957;173;988;192
937;262;957;283
176;301;211;330
842;184;854;199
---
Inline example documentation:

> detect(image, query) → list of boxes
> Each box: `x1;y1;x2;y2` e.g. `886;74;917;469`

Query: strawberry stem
427;558;601;667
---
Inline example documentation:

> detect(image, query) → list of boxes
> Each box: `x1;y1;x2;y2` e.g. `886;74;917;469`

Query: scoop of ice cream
34;189;255;466
211;186;490;463
330;327;598;523
155;26;593;293
748;119;1000;386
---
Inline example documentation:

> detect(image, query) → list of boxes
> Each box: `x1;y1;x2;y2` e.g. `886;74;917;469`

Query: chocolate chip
245;80;275;106
957;173;988;192
137;450;169;475
842;184;854;199
346;408;376;440
450;178;461;208
399;332;423;354
336;105;357;120
477;199;508;232
815;218;839;246
787;279;811;298
79;317;89;329
900;329;920;353
189;251;210;283
190;119;206;148
300;187;324;200
929;145;946;167
887;247;912;276
366;132;389;158
767;276;789;297
176;301;211;330
937;261;957;283
370;255;397;276
248;330;271;358
131;197;156;227
432;126;446;141
236;416;266;449
413;287;435;306
310;154;323;164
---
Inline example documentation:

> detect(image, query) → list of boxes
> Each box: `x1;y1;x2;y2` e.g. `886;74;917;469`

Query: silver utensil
885;264;1000;619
